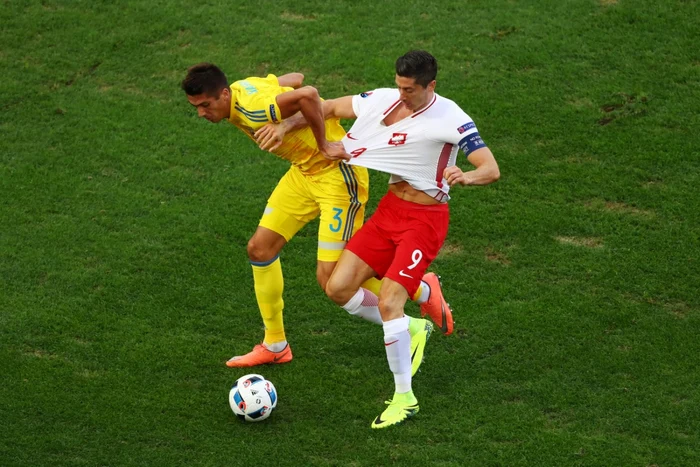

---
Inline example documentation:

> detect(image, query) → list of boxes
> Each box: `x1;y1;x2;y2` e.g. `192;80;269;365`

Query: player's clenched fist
320;142;351;161
443;166;471;186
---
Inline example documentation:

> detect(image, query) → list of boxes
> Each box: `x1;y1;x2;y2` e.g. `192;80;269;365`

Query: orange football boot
226;343;293;368
419;273;454;335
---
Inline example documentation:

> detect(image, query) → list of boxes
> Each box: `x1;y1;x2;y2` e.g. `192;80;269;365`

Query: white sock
263;341;287;352
342;288;383;325
383;316;412;394
415;280;431;305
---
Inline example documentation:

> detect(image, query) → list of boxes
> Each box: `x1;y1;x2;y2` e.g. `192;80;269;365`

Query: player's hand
444;166;470;186
320;142;351;161
254;123;285;152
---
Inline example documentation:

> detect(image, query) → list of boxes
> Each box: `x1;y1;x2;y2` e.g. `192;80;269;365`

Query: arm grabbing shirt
228;74;346;175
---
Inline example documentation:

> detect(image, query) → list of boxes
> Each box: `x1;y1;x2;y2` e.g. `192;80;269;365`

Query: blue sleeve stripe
235;105;269;121
235;104;266;115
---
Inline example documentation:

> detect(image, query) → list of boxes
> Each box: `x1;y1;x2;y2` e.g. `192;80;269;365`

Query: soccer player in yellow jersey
182;63;449;369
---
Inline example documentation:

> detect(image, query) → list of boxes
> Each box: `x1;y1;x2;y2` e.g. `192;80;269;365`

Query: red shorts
345;191;449;296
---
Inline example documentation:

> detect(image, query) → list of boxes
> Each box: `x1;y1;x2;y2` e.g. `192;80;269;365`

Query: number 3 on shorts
330;207;343;233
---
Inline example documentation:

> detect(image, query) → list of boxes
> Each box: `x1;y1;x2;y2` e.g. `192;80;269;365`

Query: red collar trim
411;94;437;118
383;99;401;115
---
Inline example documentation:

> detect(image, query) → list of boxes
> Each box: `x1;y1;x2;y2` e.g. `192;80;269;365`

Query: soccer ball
229;374;278;422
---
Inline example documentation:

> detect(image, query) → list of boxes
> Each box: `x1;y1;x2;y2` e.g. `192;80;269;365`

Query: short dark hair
181;63;229;97
395;50;438;87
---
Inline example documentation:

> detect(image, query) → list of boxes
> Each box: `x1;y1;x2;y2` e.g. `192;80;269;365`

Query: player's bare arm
256;95;356;155
277;72;304;89
275;86;329;152
443;147;500;186
322;95;357;120
274;87;350;161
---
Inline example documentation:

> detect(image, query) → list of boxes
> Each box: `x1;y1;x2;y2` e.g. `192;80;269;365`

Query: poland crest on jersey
388;133;407;146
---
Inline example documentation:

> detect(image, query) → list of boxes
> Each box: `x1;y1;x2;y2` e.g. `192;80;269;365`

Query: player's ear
427;80;436;92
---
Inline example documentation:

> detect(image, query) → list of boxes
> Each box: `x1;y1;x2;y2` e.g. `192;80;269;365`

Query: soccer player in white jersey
256;50;499;428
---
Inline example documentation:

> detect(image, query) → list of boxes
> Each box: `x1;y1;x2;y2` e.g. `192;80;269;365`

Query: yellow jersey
227;74;346;175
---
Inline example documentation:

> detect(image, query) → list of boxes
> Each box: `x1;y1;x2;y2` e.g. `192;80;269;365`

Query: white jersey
343;88;487;202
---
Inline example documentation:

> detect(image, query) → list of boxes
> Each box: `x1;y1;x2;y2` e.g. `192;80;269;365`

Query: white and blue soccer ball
229;374;278;422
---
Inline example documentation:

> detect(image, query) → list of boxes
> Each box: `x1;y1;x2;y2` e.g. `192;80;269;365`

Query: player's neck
411;91;434;114
224;95;233;119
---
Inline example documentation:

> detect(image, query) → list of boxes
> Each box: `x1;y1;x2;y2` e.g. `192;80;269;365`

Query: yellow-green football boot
408;318;433;376
371;391;420;429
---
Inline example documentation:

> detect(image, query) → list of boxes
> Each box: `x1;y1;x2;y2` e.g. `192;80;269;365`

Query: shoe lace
381;397;414;418
383;397;408;408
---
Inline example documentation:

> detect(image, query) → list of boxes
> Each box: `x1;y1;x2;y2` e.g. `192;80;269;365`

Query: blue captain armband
458;132;487;155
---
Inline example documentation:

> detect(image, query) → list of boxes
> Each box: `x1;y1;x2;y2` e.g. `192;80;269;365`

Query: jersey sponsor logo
388;133;407;146
459;132;486;154
457;122;476;134
346;132;358;140
239;80;258;95
398;269;414;279
360;91;373;98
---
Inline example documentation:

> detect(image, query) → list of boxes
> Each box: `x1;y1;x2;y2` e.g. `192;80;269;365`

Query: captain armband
458;132;487;156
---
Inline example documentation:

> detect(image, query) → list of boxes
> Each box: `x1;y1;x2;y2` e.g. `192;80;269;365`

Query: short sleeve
234;75;285;123
436;105;488;156
351;88;397;118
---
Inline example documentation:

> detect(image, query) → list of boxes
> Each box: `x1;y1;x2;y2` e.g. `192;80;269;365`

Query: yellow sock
360;277;382;296
251;256;285;344
412;286;422;302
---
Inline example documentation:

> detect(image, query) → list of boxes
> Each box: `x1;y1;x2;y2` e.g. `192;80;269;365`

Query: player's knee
247;238;274;263
378;296;403;321
325;276;350;305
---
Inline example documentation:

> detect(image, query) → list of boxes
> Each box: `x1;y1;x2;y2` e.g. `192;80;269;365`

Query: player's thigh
384;211;449;297
260;167;320;241
344;216;395;279
313;164;369;262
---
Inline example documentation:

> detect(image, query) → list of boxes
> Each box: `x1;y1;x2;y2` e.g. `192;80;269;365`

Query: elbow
300;85;321;106
301;85;319;97
491;166;501;183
